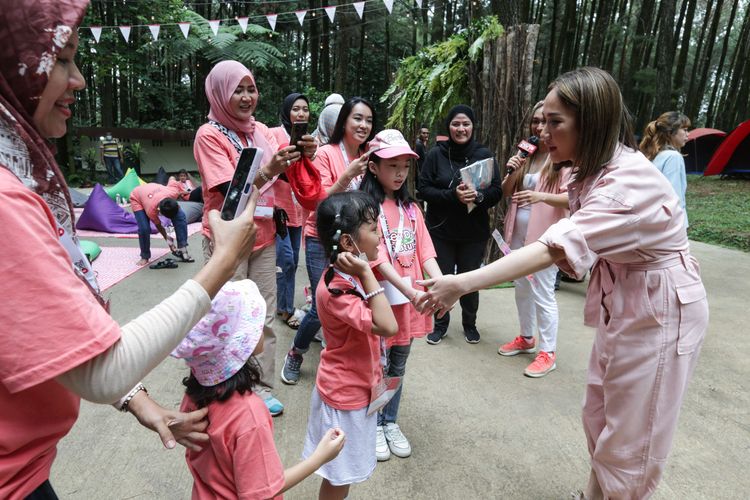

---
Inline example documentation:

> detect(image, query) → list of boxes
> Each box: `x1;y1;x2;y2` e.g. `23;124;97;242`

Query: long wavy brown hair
639;111;691;160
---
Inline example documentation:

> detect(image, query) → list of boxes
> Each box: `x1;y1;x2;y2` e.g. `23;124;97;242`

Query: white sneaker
384;422;412;458
376;425;391;461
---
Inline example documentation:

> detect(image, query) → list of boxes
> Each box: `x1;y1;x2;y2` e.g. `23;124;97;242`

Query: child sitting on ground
172;279;345;499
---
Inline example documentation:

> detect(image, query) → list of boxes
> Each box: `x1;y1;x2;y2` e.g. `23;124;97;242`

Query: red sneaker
524;351;557;378
498;335;536;356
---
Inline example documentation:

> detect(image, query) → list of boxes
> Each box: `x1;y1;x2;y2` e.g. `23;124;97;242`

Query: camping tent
683;128;726;174
704;120;750;177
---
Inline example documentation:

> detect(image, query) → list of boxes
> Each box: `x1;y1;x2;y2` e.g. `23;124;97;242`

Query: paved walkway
51;238;749;499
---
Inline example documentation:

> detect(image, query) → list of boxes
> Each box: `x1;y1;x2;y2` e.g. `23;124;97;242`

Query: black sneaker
280;350;303;385
426;329;447;345
464;326;480;344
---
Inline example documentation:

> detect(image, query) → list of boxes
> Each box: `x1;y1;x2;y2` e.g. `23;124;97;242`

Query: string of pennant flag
84;0;425;44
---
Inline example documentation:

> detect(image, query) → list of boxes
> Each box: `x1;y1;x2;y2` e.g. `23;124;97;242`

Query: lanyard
338;142;363;191
378;201;412;263
209;120;253;154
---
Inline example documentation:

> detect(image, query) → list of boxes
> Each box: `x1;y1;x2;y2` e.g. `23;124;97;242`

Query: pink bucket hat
171;280;266;387
368;129;419;159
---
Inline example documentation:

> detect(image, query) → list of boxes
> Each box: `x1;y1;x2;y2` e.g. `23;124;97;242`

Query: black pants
431;236;487;332
26;480;57;500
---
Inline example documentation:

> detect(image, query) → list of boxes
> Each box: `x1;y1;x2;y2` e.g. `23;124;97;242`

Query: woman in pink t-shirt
0;4;259;498
420;67;708;500
282;97;377;386
303;191;398;500
269;93;310;329
497;101;571;378
193;61;317;417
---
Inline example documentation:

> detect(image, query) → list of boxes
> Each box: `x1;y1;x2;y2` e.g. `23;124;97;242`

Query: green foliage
382;16;503;132
686;176;750;252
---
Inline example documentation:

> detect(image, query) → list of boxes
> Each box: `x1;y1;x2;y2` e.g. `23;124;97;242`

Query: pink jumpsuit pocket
675;281;708;355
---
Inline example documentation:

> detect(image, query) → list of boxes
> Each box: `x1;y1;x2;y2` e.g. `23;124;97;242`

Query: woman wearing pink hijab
194;60;317;417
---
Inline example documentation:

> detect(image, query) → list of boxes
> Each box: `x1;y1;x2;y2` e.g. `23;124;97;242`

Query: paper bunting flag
353;2;365;19
178;22;190;39
208;19;220;36
90;26;102;43
148;24;160;41
383;0;394;13
236;16;249;33
295;10;307;26
266;14;278;31
416;0;423;7
119;25;131;43
324;6;336;22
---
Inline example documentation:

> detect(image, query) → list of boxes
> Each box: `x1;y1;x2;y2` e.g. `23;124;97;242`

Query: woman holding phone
194;61;317;417
269;93;310;329
281;97;377;385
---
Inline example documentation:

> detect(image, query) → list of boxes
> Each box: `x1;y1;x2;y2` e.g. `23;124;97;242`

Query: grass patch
686;176;750;252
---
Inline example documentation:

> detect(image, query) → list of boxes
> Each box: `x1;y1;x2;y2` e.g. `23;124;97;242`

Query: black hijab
442;104;478;159
279;93;309;134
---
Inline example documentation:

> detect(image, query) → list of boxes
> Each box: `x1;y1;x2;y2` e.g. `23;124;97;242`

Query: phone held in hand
221;147;264;221
290;121;308;153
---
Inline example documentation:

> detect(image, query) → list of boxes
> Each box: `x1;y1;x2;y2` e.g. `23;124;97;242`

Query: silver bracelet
258;168;272;183
364;287;385;301
118;383;147;412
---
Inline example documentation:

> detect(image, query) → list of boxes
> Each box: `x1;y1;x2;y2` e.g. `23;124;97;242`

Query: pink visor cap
171;280;266;387
368;129;419;159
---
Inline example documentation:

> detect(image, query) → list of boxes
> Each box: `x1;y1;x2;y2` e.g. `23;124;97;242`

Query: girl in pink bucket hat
173;280;344;499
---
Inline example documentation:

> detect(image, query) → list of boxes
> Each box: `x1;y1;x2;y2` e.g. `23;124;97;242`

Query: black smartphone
220;147;263;220
289;121;308;153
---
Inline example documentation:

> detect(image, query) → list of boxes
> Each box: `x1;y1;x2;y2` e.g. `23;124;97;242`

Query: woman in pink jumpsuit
419;67;708;499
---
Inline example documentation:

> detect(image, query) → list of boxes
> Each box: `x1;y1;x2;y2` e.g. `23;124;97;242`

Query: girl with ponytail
639;111;691;226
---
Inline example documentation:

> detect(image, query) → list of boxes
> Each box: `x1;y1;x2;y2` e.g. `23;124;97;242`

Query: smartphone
220;147;264;220
289;121;308;153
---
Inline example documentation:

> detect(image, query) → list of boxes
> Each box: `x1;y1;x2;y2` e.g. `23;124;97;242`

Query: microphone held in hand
517;135;539;158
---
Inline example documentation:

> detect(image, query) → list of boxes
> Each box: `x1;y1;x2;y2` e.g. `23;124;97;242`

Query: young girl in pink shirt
498;101;571;377
359;130;443;460
173;280;345;500
303;191;398;500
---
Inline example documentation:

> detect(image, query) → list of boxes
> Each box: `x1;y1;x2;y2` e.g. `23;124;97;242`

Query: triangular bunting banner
383;0;394;13
353;2;365;19
178;22;190;39
148;24;160;41
416;0;422;7
324;6;336;22
266;14;277;31
208;19;220;36
295;10;307;27
90;26;102;43
236;16;249;33
119;25;131;43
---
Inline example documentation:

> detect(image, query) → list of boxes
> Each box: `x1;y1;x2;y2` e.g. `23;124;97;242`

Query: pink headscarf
205;60;257;136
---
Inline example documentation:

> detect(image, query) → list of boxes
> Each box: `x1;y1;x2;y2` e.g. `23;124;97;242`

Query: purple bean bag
76;184;168;234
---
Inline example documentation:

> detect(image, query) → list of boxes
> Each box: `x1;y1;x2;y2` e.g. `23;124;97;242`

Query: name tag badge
254;194;274;219
378;276;412;305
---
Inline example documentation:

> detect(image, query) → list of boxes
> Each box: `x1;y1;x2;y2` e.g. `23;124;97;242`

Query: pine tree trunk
706;0;740;124
654;0;677;113
673;0;697;92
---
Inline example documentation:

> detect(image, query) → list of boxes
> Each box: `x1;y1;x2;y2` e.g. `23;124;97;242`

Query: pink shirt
315;272;381;410
304;143;357;239
129;179;181;223
194;122;278;251
181;392;285;500
504;167;572;245
0;169;120;500
371;199;437;346
268;126;304;228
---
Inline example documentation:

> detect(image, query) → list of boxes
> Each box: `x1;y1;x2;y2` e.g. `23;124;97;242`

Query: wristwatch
475;191;484;203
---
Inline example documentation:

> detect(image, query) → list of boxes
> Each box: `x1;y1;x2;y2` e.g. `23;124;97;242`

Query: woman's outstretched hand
416;274;465;318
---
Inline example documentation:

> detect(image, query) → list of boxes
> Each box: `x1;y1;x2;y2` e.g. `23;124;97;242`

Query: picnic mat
76;221;203;239
92;246;170;291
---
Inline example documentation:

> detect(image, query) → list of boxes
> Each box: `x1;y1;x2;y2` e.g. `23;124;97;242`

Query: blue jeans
103;156;123;183
378;341;412;425
293;236;327;352
134;207;188;260
276;225;302;314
